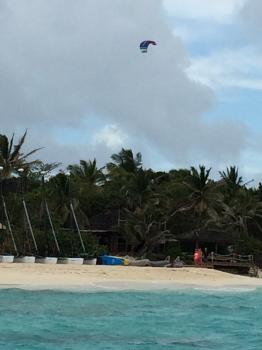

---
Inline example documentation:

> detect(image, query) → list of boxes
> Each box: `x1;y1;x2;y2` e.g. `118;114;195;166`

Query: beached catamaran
0;194;17;262
58;201;86;265
14;192;38;263
35;174;61;264
58;174;86;265
1;181;89;265
1;175;61;263
35;199;60;264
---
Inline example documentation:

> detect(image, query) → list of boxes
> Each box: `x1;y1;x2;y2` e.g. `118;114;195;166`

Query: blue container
100;255;124;265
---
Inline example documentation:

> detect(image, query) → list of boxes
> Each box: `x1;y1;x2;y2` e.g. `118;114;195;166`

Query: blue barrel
100;255;124;265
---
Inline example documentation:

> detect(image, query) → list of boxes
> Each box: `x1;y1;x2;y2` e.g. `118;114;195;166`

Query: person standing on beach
194;248;202;265
203;247;208;263
199;248;203;264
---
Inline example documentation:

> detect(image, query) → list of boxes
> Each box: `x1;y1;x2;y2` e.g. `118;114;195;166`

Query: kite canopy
140;40;157;53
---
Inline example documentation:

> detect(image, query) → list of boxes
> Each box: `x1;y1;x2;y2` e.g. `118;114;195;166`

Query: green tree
68;159;105;185
219;166;243;200
108;148;142;174
123;205;168;256
182;166;223;233
0;131;41;178
106;149;152;210
221;189;262;238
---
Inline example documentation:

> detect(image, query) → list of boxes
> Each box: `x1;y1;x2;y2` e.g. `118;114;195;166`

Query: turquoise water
0;288;261;349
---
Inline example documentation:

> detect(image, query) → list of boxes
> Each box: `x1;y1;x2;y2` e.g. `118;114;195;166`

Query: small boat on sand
14;256;36;263
57;257;84;265
83;258;97;265
150;257;170;267
0;255;14;263
128;259;151;267
128;256;170;267
99;255;124;265
99;255;126;265
35;257;58;264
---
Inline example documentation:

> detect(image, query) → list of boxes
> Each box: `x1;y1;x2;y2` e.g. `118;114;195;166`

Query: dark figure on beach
203;247;208;263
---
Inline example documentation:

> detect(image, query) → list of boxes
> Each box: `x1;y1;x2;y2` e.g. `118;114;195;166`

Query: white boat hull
150;260;170;267
35;257;58;264
83;258;97;265
129;259;151;266
14;256;36;263
57;257;84;265
0;255;14;263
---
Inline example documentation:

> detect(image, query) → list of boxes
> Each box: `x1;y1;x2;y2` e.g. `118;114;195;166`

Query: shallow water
0;287;261;349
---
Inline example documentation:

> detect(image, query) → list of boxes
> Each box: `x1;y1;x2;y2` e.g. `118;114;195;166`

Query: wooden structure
205;253;255;275
175;229;240;254
87;210;120;253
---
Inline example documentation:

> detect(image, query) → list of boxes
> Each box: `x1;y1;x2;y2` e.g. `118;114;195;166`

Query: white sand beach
0;264;261;291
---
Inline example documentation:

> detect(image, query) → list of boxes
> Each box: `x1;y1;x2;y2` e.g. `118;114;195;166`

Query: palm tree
107;148;142;174
123;205;168;256
48;172;89;228
219;166;243;197
181;166;223;234
221;189;262;238
106;149;145;210
26;162;61;185
115;168;153;210
67;159;105;185
48;173;71;225
0;131;41;178
187;166;216;213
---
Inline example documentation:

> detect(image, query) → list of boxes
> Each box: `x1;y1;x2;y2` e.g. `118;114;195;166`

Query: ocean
0;287;261;349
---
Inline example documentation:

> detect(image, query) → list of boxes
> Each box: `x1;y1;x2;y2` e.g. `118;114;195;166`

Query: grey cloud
239;0;262;38
0;0;247;168
26;130;114;168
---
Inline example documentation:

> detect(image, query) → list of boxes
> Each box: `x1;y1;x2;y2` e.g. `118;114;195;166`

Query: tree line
1;132;262;260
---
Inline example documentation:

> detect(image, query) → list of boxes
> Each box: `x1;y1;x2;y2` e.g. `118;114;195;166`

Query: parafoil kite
140;40;157;53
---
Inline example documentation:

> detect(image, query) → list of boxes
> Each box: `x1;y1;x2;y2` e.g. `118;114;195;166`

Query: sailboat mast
2;195;18;255
70;202;86;253
45;200;61;254
22;199;38;253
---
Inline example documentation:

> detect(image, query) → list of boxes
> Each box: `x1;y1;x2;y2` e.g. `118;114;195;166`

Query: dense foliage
1;133;262;261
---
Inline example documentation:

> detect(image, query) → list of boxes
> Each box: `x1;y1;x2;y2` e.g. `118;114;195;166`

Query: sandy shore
0;264;261;291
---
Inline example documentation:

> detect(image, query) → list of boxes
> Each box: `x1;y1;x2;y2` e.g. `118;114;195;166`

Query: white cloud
187;47;262;90
0;0;248;169
93;125;127;150
164;0;247;23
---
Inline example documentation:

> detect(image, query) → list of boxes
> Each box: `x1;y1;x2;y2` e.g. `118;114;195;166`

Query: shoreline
0;282;258;293
0;264;261;292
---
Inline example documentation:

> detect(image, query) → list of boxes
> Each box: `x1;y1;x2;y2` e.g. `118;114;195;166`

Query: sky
0;0;262;183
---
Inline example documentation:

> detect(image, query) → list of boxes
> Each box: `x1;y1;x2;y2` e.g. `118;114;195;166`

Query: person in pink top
194;248;203;265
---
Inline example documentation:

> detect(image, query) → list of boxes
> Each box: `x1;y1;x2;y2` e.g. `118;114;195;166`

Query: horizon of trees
1;132;262;261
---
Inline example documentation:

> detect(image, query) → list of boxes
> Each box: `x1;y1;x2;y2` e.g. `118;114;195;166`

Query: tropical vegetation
1;133;262;263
